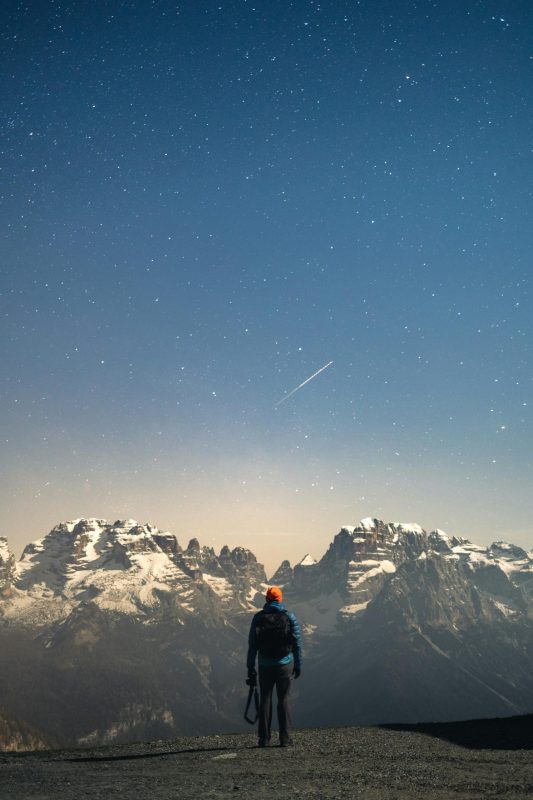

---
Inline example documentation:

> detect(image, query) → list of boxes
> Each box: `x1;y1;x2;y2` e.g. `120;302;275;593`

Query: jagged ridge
2;519;266;625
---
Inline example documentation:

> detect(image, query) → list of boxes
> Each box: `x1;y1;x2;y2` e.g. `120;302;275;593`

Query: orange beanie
266;586;282;603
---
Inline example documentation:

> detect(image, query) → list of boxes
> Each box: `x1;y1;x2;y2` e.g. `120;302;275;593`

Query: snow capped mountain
3;519;266;625
0;538;16;595
4;515;533;631
2;515;533;747
273;518;533;624
298;554;318;567
272;519;533;728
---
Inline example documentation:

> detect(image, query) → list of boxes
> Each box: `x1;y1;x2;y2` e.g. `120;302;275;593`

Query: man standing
247;586;302;747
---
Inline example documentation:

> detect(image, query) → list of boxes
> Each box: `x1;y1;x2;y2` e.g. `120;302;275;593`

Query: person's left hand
246;668;257;687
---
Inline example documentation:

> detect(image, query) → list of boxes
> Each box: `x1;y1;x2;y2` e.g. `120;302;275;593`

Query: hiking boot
257;738;269;748
279;737;293;747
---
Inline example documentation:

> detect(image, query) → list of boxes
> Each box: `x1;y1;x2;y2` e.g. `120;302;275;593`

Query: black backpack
255;610;293;659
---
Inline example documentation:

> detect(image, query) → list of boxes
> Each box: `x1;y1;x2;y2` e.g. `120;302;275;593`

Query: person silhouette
246;586;302;747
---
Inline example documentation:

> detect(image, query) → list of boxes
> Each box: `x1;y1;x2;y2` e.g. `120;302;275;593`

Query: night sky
2;0;532;574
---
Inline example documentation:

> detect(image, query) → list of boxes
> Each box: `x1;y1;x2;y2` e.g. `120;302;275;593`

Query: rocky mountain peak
0;538;16;595
279;518;533;631
0;537;13;564
317;519;426;586
427;529;453;553
152;532;181;556
3;519;268;625
269;559;293;586
489;541;529;562
228;546;257;568
298;554;317;566
216;545;266;589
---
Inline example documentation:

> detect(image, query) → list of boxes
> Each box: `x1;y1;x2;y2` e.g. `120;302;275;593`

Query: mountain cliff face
0;538;16;597
278;518;533;727
279;518;533;626
1;516;533;749
7;518;266;624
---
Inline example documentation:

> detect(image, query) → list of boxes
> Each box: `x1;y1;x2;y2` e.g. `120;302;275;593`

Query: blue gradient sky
2;0;532;575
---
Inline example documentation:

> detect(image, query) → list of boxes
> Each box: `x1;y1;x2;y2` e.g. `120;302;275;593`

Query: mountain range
1;516;533;749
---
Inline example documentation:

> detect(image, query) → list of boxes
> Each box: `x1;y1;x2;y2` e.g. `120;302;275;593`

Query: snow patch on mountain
0;538;13;563
392;522;425;535
338;600;370;618
348;559;396;589
203;574;234;600
493;600;518;617
298;554;317;567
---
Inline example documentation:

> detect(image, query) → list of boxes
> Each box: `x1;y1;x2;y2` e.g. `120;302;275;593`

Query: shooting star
275;360;334;407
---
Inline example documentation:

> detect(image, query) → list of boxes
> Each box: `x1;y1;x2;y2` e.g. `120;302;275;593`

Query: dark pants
258;662;293;743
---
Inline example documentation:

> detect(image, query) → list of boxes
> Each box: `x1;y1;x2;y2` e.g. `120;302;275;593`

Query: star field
1;0;532;573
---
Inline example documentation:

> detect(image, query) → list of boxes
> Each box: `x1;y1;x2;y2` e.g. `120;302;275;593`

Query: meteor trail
275;360;334;407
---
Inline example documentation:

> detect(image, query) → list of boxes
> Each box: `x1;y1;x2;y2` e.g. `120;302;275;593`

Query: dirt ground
1;717;533;800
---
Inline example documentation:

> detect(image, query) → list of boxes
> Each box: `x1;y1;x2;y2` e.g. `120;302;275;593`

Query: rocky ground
1;715;533;799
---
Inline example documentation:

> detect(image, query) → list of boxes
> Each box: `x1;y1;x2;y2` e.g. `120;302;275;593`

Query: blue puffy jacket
247;601;302;670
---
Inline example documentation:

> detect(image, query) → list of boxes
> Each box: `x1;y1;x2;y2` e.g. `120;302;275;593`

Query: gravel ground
1;720;533;800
